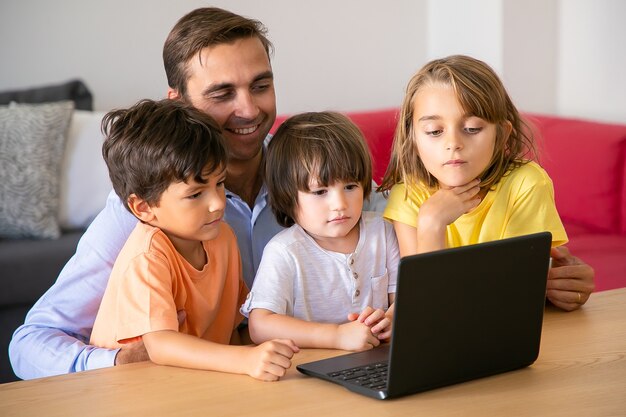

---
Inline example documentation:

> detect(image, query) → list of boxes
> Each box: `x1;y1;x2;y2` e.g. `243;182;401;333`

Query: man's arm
9;191;138;379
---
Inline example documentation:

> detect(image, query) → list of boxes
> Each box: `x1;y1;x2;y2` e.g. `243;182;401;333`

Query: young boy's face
148;166;227;245
294;178;364;251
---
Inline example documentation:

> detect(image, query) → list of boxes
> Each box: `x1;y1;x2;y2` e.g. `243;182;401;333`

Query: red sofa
273;110;626;292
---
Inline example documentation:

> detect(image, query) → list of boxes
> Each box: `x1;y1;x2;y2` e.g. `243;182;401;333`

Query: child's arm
142;330;298;381
249;308;380;352
416;179;482;253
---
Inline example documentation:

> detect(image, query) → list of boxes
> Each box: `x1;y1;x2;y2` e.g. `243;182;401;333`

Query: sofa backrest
272;109;398;184
274;110;626;235
526;114;626;234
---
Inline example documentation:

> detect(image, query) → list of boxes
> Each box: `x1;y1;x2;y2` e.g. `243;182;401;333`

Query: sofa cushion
0;101;74;239
562;230;626;292
528;115;626;233
347;109;399;184
58;110;111;230
0;79;93;111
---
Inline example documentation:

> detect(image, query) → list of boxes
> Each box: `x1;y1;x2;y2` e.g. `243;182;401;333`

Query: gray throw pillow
0;101;74;239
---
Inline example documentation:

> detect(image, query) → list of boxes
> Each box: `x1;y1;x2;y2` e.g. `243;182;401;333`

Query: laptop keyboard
327;361;388;390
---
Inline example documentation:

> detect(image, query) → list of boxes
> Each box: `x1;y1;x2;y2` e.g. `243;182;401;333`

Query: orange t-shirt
90;222;248;349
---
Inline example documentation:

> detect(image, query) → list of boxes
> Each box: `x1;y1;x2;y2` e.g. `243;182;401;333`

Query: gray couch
0;80;94;382
0;232;83;382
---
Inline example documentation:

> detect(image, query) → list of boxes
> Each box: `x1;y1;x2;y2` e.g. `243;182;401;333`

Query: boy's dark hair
266;111;373;228
163;7;273;99
101;99;228;212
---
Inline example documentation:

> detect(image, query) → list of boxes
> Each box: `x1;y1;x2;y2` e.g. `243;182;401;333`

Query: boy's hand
336;320;380;351
347;306;393;341
244;339;299;381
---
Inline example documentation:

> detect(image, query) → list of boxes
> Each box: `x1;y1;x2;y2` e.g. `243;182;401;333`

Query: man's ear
127;194;156;223
167;88;181;100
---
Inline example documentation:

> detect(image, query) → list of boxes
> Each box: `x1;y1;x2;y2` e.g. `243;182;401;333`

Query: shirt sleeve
240;240;295;317
504;173;568;246
114;252;180;342
9;190;137;379
383;183;422;228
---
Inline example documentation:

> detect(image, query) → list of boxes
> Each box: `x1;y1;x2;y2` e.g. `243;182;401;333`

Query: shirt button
355;289;360;297
350;258;355;265
353;272;358;279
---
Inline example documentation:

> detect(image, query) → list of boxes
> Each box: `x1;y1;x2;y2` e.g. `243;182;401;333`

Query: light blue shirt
9;179;386;379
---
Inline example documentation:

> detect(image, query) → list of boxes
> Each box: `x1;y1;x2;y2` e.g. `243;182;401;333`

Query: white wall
0;0;624;123
558;0;626;123
0;0;426;115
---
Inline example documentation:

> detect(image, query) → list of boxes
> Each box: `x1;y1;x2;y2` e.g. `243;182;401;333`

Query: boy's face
148;166;227;247
412;83;497;189
294;178;364;252
175;36;277;165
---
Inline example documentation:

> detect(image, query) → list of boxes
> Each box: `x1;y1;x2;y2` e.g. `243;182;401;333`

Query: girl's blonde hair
378;55;535;193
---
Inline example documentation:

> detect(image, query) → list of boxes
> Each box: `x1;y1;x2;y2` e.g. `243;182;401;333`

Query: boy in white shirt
242;111;400;351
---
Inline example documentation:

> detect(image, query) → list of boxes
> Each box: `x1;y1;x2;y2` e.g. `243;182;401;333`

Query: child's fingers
271;339;300;354
377;329;392;340
363;308;386;326
370;317;390;333
261;362;289;380
357;306;375;322
347;312;360;322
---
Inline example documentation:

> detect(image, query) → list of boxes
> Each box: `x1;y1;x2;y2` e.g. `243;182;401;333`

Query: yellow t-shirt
383;161;568;248
90;222;248;349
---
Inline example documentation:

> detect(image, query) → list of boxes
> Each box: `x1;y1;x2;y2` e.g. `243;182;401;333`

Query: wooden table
1;288;625;417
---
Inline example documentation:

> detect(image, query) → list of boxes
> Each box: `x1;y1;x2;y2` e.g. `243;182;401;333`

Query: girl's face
412;83;497;189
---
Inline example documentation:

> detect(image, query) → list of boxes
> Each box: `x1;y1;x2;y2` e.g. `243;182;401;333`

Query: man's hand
114;340;150;365
546;246;595;311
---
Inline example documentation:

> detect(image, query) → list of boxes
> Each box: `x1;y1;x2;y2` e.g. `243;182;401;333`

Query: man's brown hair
163;7;273;98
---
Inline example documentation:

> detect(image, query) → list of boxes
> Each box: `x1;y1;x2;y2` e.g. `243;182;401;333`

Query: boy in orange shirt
90;99;297;381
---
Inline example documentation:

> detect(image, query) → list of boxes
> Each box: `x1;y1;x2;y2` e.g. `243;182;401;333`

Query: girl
379;55;567;256
242;111;400;352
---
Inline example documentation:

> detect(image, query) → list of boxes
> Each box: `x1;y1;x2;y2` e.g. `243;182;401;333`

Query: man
9;7;595;380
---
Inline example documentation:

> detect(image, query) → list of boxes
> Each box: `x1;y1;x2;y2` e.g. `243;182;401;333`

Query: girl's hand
419;178;482;228
243;339;299;381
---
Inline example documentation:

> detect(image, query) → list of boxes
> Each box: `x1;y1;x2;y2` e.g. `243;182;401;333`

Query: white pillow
58;110;112;229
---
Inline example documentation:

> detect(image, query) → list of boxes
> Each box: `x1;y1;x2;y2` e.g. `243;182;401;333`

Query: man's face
176;36;277;164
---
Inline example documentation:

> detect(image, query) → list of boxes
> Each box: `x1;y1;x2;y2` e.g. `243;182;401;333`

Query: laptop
297;232;552;400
